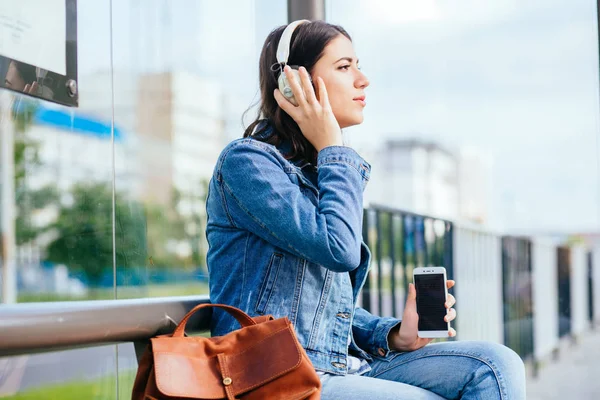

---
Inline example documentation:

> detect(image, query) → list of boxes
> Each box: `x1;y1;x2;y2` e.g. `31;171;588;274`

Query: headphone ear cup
278;68;302;106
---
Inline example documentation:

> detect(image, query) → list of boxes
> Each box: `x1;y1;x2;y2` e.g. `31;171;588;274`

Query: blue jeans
319;341;526;400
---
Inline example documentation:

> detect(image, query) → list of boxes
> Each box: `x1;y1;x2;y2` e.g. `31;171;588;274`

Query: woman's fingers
283;65;307;107
299;67;317;104
448;327;457;337
445;293;456;308
445;308;456;322
274;88;299;118
447;280;455;289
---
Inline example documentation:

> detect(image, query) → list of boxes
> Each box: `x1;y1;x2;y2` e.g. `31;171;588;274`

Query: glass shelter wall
0;1;287;397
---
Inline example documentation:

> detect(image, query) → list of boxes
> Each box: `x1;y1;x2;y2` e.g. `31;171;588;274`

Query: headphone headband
276;19;310;66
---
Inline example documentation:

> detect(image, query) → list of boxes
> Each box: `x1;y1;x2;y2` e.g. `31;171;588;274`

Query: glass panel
1;0;115;303
0;346;117;399
117;343;137;399
0;0;117;396
111;0;288;301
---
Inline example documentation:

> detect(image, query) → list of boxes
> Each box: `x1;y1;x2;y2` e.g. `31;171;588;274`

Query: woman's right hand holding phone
274;65;343;152
388;280;457;352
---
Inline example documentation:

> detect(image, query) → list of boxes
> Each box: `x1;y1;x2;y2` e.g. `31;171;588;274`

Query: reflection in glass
110;0;288;300
0;0;78;107
4;60;37;93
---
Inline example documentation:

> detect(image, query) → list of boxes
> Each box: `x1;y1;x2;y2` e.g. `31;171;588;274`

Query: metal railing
501;237;534;360
0;295;210;357
570;246;590;337
593;248;600;324
557;246;572;338
452;225;503;343
590;251;596;324
0;205;599;383
531;238;559;363
360;205;453;319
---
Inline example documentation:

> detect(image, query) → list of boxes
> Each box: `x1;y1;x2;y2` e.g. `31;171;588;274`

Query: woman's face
5;61;26;91
311;35;369;129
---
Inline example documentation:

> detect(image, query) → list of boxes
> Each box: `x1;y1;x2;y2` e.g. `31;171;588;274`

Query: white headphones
276;19;311;106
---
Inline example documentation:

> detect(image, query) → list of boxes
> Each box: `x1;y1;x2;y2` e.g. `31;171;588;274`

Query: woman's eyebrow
333;56;355;64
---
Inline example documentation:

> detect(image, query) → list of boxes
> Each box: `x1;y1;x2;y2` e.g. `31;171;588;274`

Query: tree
45;183;147;285
137;197;186;268
173;179;209;269
12;98;59;245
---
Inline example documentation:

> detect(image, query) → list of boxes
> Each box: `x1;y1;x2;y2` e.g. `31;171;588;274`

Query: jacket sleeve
352;306;401;358
217;140;370;272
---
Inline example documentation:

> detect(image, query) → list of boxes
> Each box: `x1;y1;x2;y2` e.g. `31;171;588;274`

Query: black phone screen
415;273;447;331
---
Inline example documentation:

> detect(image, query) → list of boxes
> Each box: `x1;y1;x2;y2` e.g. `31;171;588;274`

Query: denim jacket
205;121;401;375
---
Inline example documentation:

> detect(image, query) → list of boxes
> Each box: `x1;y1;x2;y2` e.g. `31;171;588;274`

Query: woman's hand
388;280;457;352
274;65;343;152
23;81;39;95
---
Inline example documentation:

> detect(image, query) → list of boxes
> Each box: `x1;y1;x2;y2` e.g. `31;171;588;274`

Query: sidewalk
526;329;600;400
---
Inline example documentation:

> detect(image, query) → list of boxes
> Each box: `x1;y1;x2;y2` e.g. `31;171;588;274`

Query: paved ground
526;329;600;400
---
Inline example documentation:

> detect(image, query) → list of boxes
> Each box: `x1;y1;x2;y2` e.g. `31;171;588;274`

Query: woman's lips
353;96;366;107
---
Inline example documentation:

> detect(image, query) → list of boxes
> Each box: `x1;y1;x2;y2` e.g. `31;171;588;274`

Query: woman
4;60;38;94
206;20;526;399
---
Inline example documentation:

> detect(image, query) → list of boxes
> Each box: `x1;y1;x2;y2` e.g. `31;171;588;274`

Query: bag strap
172;303;256;337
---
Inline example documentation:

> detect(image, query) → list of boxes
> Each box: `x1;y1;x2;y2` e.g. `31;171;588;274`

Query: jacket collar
252;119;314;170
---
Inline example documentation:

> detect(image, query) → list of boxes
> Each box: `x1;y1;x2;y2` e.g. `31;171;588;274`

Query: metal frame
0;295;209;357
0;0;78;107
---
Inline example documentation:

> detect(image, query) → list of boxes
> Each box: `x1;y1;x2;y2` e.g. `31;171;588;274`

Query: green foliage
10;97;211;283
45;183;147;285
1;370;137;400
43;180;210;284
173;179;209;269
15;186;59;245
133;179;209;270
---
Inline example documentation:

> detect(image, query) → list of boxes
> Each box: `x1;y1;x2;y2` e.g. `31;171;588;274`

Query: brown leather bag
131;303;321;400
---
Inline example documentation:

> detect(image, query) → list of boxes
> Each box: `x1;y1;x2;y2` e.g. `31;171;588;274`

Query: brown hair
243;20;351;164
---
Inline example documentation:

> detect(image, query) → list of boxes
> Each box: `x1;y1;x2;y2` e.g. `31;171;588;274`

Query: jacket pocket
255;252;284;314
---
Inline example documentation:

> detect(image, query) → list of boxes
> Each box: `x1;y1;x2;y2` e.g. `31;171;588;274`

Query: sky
74;0;600;234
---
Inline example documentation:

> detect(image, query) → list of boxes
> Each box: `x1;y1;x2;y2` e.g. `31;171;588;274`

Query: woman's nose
355;71;369;89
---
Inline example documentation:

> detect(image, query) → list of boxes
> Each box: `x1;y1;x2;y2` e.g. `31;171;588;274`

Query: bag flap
152;324;302;399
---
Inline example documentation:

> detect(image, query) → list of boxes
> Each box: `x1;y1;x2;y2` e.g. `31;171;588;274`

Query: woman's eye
338;65;351;70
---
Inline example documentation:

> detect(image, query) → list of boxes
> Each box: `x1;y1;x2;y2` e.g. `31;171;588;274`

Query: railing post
420;217;428;266
502;237;534;360
389;213;397;318
557;246;572;338
361;209;371;313
588;251;594;327
375;209;383;315
401;214;409;305
444;222;454;280
287;0;325;21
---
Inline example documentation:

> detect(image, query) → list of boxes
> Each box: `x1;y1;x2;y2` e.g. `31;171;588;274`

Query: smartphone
413;267;450;338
